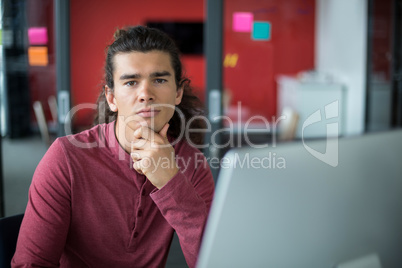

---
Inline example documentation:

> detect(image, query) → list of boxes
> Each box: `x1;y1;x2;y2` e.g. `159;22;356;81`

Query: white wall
316;0;367;135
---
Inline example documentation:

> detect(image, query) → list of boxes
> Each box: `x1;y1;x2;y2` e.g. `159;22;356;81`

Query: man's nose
138;82;155;102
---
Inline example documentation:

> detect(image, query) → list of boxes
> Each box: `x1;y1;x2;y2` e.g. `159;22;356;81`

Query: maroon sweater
12;122;214;268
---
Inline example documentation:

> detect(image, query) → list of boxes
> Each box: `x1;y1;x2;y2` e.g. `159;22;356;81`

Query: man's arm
130;124;215;267
150;153;214;268
12;139;71;268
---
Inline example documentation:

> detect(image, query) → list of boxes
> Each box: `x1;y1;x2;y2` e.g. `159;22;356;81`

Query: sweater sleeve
12;139;72;268
150;153;214;268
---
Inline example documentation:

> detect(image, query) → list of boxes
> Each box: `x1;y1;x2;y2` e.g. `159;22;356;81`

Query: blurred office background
0;0;401;266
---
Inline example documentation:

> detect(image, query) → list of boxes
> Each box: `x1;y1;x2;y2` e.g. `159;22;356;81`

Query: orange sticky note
28;46;48;66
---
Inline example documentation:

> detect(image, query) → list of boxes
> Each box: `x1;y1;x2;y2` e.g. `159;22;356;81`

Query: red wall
70;0;205;127
372;0;392;81
70;0;315;127
224;0;315;120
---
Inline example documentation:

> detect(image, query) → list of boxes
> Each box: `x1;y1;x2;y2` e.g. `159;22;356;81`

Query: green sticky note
252;22;271;41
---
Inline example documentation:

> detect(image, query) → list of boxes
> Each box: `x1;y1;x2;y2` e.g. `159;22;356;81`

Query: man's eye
125;81;136;86
155;79;167;84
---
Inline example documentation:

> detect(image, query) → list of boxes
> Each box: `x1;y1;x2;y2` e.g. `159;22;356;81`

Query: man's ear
105;86;118;112
175;86;184;106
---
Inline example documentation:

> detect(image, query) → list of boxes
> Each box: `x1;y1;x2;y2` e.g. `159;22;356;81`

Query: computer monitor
197;130;402;268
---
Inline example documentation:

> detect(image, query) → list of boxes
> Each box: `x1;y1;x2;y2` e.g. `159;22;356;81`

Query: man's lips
136;108;160;117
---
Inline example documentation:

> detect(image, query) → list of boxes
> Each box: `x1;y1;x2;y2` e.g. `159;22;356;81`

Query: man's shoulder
71;123;109;139
57;123;110;149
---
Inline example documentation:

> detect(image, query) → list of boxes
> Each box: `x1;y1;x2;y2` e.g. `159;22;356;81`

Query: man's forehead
114;50;172;63
113;50;175;74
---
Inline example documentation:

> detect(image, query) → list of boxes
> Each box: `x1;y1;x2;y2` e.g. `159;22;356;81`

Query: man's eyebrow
119;73;141;80
119;71;172;80
150;71;172;78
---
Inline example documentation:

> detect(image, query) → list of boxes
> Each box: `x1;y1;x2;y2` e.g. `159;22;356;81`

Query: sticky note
233;12;253;32
252;21;271;40
224;53;239;68
28;46;48;66
28;27;48;45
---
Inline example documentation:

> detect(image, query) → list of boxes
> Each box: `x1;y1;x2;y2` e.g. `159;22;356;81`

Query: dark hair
94;25;206;145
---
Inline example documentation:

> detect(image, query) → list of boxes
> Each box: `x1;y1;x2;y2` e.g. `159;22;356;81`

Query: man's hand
131;123;179;189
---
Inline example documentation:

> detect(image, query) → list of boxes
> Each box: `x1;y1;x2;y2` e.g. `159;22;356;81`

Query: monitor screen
197;130;402;268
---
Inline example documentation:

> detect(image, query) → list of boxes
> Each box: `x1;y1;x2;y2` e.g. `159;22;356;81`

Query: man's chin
117;115;163;133
127;121;162;133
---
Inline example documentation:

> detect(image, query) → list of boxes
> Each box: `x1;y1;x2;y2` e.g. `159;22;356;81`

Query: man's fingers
134;125;167;144
133;125;145;139
131;152;141;161
131;138;149;150
134;126;154;141
132;158;152;175
130;150;151;160
133;161;143;175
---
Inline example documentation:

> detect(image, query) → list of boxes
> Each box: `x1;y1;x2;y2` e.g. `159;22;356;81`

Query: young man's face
105;50;183;137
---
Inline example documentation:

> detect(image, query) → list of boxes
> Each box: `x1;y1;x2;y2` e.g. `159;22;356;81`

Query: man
12;26;214;268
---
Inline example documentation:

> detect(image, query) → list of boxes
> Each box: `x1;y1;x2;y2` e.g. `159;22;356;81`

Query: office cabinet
277;76;346;139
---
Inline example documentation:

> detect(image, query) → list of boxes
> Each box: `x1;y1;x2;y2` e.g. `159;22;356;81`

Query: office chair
0;214;24;268
33;101;51;146
278;107;299;141
33;96;59;147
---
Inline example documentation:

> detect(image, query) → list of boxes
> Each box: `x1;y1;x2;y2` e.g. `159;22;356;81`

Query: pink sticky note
28;27;48;45
233;12;253;32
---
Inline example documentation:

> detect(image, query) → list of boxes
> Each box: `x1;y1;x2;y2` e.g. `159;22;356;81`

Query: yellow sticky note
28;46;48;66
224;53;239;68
